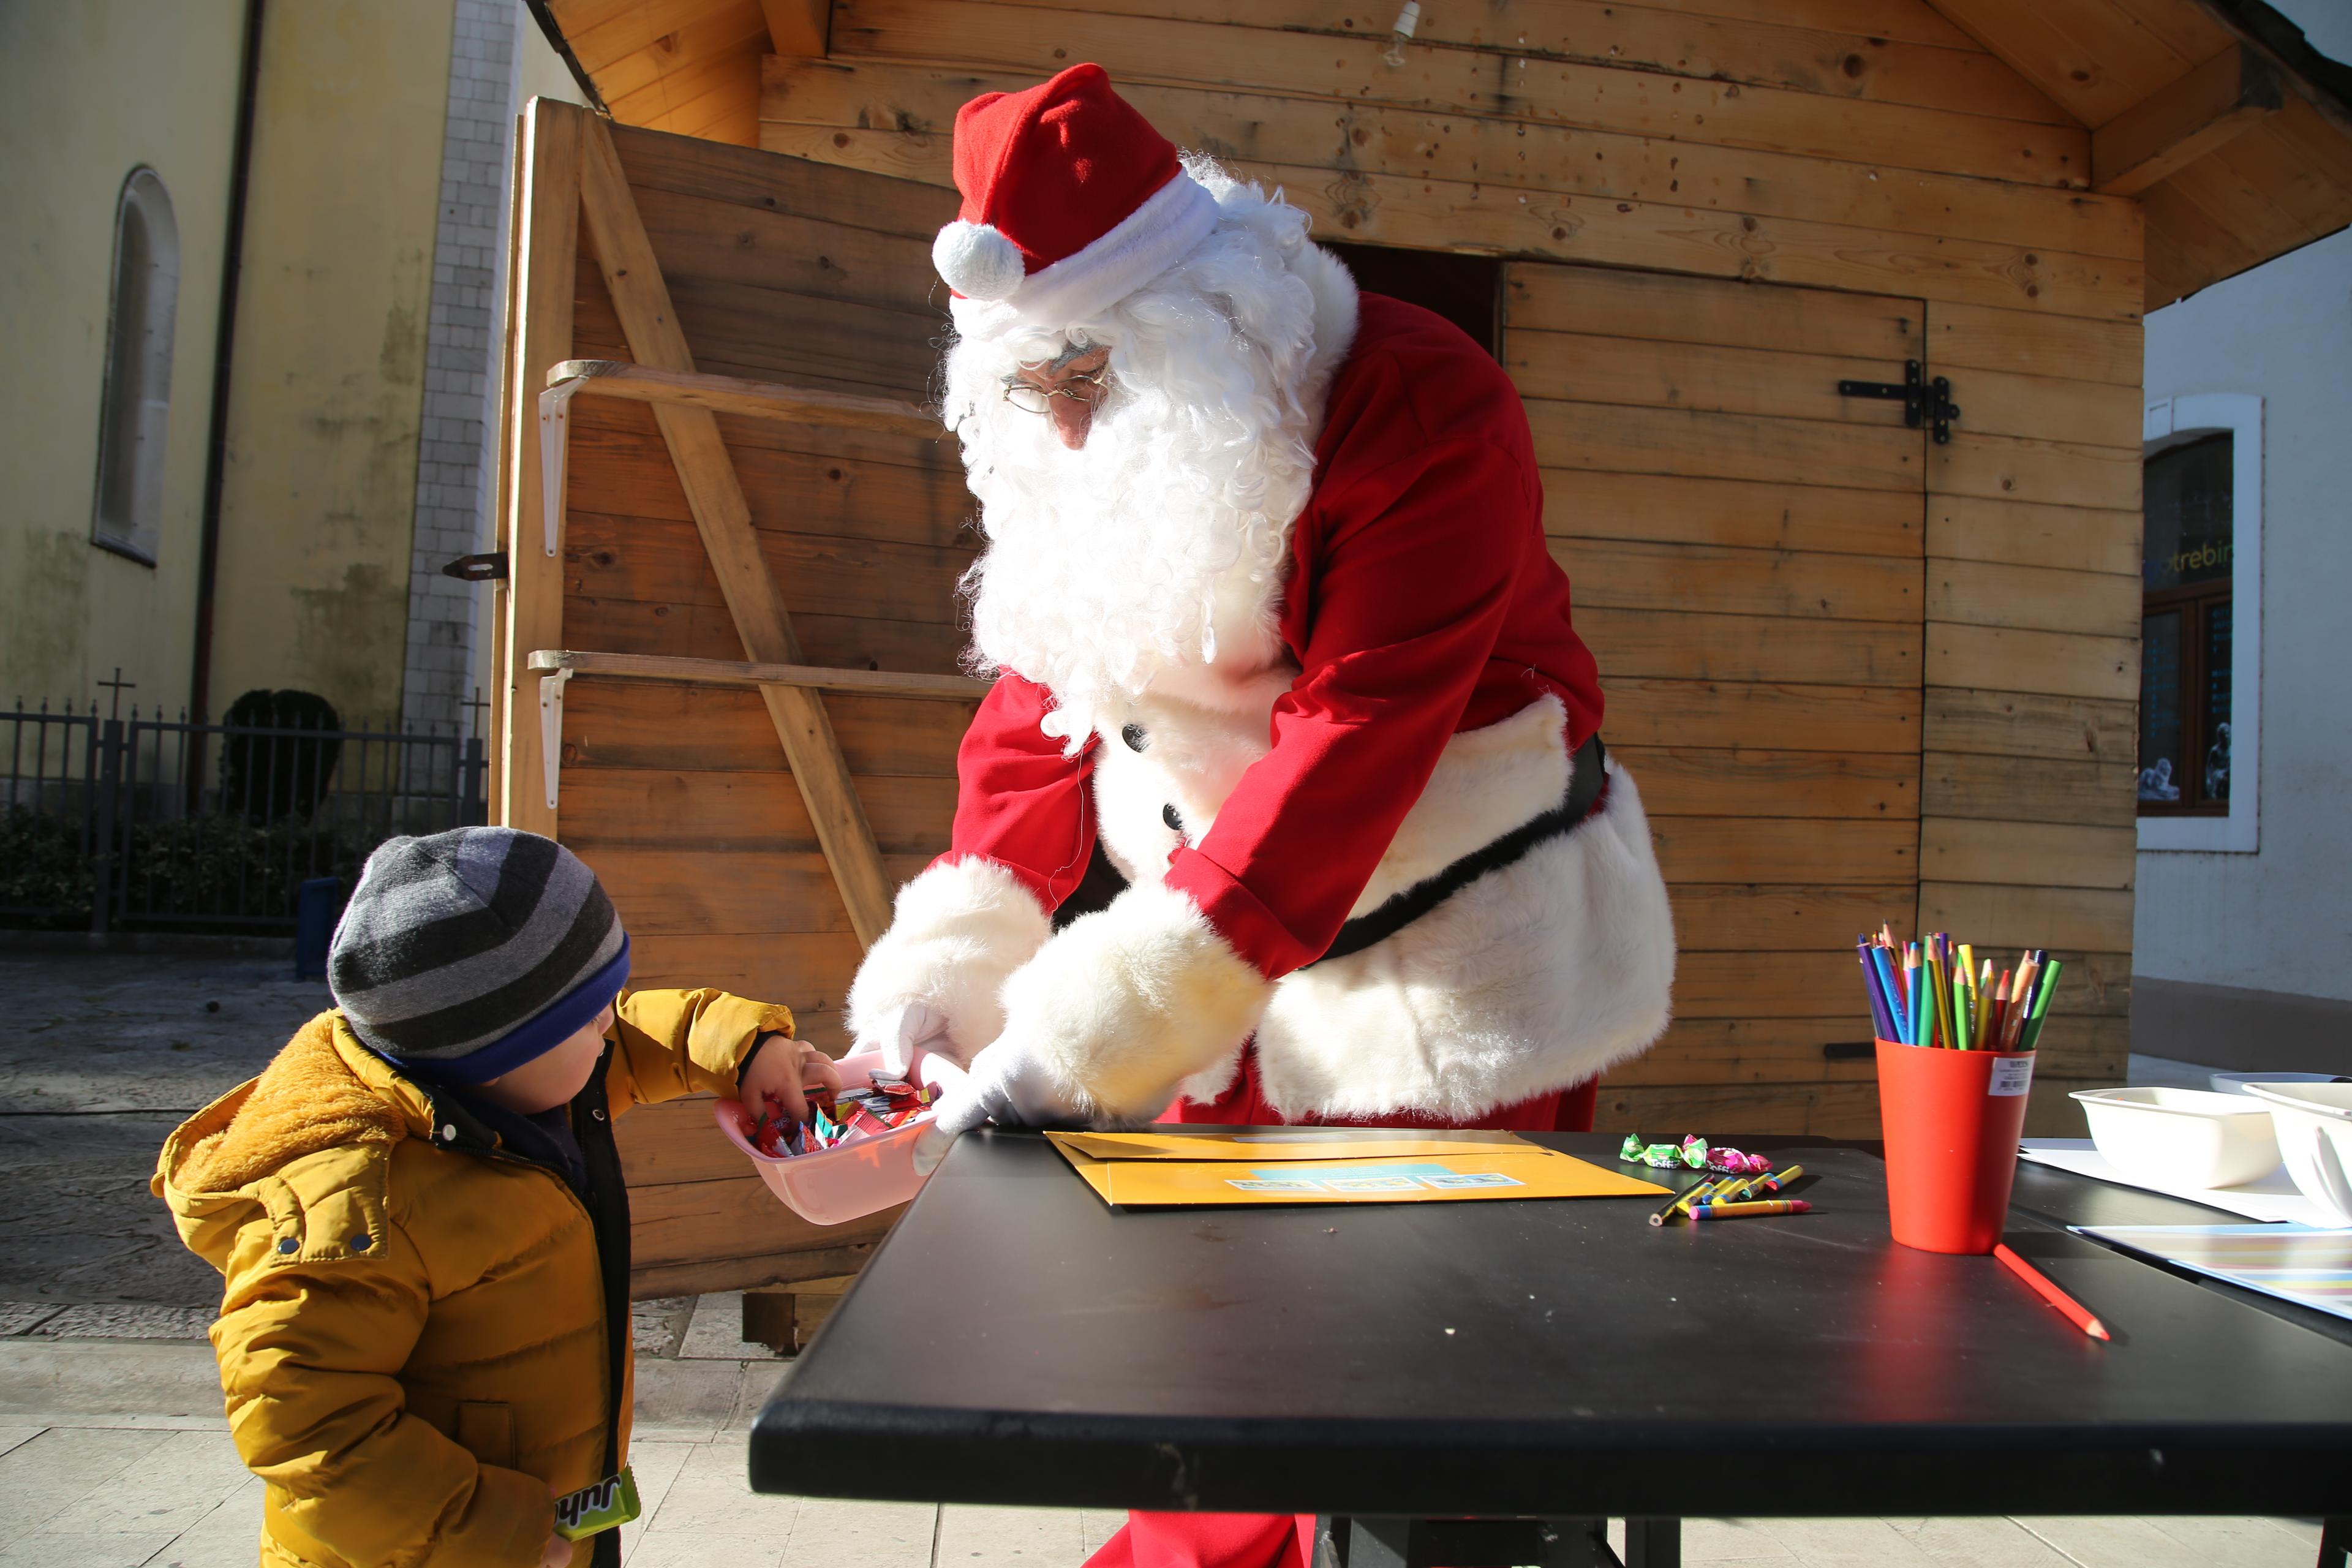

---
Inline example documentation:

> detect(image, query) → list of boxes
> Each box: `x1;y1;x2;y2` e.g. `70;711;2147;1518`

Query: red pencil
1993;1243;2110;1340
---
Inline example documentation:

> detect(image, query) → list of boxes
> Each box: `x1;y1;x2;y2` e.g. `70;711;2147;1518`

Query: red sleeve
937;672;1099;912
1163;428;1532;978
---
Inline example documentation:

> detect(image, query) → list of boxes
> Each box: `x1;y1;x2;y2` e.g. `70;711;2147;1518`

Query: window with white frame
91;168;180;565
2139;394;2260;853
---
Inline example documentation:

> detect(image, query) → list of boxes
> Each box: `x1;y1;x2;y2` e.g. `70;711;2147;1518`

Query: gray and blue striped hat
328;828;630;1084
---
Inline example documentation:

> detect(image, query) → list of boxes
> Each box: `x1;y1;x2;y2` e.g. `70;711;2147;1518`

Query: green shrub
117;815;375;924
0;809;93;921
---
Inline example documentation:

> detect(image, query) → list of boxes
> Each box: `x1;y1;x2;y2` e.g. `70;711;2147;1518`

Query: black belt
1305;733;1609;968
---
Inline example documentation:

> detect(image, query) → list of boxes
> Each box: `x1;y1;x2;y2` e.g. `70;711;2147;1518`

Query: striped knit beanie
329;827;630;1084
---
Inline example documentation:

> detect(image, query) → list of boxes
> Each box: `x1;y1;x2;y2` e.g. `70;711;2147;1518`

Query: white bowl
2210;1070;2349;1096
2244;1082;2352;1227
2070;1086;2283;1189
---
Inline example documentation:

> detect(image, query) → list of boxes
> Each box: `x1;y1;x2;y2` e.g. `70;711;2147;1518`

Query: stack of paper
1045;1128;1668;1209
2019;1137;2341;1227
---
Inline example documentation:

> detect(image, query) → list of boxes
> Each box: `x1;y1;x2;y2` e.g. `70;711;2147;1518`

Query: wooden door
494;102;970;1295
1501;263;1928;1137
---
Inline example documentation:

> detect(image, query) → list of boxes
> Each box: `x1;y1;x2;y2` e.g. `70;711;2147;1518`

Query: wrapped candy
1618;1133;1771;1176
752;1074;932;1158
1618;1134;1708;1169
1684;1134;1772;1176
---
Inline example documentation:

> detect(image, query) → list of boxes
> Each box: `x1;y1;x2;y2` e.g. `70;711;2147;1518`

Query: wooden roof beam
2095;43;2283;197
760;0;829;57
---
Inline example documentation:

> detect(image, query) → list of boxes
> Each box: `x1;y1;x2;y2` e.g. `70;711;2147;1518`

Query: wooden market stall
501;0;2352;1297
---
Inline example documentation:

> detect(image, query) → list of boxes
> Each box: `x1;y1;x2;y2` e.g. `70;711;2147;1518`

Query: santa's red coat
941;293;1605;978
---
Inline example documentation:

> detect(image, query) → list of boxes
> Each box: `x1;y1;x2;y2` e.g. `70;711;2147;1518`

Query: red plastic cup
1875;1038;2035;1254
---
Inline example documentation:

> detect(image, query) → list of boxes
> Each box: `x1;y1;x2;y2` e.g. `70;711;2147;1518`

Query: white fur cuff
846;859;1053;1064
995;881;1273;1123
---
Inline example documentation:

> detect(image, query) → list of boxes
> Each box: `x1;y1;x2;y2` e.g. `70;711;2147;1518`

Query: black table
752;1133;2352;1566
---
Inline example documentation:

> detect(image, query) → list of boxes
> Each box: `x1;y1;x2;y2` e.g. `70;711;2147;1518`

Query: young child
156;827;837;1568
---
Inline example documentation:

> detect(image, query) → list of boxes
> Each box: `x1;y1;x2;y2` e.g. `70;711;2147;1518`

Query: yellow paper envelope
1048;1139;1668;1208
1048;1128;1539;1163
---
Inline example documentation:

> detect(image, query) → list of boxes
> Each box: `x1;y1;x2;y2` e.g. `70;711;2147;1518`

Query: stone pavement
0;945;330;1308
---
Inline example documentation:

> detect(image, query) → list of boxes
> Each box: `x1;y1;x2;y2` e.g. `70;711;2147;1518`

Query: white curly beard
941;162;1348;753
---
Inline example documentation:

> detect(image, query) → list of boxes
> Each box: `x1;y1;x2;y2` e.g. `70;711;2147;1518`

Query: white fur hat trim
941;173;1221;333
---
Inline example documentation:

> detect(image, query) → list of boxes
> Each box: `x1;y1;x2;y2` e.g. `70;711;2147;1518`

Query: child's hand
538;1531;572;1567
741;1033;844;1125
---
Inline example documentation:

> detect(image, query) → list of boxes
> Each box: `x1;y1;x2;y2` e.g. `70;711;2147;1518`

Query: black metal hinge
442;551;510;581
1837;360;1960;443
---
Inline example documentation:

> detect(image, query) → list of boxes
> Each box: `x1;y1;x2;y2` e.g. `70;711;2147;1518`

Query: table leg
1321;1517;1616;1568
1539;1519;1616;1568
2318;1517;2348;1568
1624;1518;1681;1568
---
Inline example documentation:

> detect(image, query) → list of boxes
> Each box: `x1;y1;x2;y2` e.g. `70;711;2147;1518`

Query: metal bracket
538;665;573;811
1836;360;1961;443
538;375;588;557
440;551;510;582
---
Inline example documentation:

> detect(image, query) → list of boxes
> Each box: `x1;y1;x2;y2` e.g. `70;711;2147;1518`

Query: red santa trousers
1082;1050;1600;1568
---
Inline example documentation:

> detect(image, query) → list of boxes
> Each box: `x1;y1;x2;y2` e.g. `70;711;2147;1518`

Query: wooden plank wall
1499;264;1928;1137
758;0;2150;1134
550;122;968;1292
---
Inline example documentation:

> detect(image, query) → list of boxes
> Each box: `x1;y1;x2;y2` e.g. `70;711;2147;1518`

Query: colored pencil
1689;1199;1811;1220
1871;945;1907;1044
1861;932;2061;1050
1859;940;1895;1041
2002;959;2037;1052
2021;958;2062;1051
1993;1243;2110;1340
1904;945;1922;1044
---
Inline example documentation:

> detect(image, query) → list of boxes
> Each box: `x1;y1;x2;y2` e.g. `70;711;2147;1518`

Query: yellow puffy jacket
154;988;793;1568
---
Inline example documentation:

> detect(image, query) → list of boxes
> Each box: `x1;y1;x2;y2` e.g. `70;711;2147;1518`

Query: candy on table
1683;1134;1773;1176
1618;1134;1709;1169
1619;1133;1773;1176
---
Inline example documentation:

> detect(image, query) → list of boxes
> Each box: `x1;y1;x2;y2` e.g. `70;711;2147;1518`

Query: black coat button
1122;723;1147;752
1162;803;1183;833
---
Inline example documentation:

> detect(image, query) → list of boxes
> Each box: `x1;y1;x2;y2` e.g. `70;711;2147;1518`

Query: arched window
91;168;180;564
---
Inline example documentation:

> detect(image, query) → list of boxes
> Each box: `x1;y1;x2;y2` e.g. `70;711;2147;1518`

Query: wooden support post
496;100;582;835
572;115;898;948
2094;45;2282;197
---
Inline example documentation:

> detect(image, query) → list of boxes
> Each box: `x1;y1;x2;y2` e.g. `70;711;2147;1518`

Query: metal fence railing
1;700;487;933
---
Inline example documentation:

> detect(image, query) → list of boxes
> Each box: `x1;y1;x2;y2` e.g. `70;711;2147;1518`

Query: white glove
863;1001;952;1077
911;1036;1087;1176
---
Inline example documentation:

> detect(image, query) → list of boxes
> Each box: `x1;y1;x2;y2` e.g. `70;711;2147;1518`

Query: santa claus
845;59;1676;1568
851;58;1675;1147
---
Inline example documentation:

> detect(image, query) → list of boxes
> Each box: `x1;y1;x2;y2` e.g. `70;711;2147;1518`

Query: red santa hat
932;64;1222;330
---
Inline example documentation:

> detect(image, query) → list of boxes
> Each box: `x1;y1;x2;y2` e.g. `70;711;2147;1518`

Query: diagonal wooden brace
573;116;897;948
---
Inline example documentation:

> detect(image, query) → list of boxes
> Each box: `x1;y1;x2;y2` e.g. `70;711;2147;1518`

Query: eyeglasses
1001;369;1109;417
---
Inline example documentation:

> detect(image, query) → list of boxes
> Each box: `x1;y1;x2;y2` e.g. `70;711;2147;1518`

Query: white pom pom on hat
932;221;1027;302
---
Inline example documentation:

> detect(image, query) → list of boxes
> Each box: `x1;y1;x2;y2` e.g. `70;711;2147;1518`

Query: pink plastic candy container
714;1047;966;1226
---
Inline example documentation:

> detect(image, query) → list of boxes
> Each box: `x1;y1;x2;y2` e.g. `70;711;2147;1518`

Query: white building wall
2135;2;2352;1005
